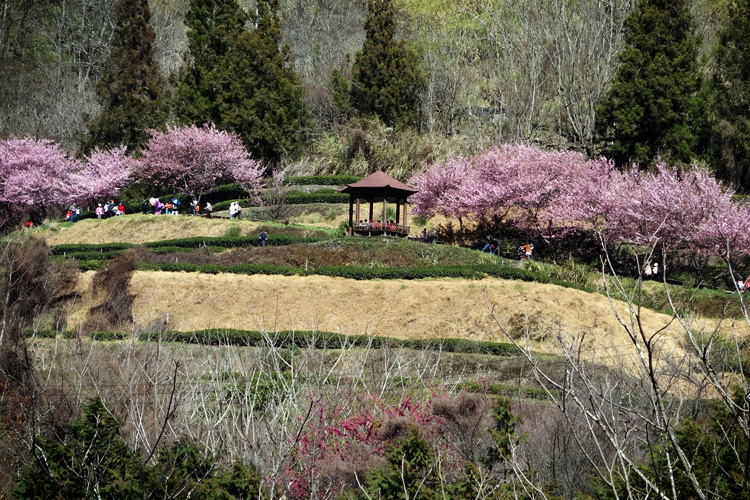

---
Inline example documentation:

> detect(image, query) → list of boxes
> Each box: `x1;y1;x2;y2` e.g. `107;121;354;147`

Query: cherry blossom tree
138;124;264;203
0;138;134;228
67;146;133;206
409;156;475;230
0;138;76;226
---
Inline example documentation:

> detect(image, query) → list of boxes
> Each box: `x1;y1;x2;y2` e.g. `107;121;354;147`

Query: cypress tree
708;0;750;191
175;0;309;166
350;0;424;129
82;0;167;155
595;0;701;166
173;0;247;127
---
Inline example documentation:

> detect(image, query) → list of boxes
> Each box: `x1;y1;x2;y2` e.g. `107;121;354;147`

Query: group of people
228;201;243;219
419;228;437;243
67;200;125;222
140;198;213;217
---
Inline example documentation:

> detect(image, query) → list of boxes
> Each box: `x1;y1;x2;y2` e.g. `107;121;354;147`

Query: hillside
40;215;734;365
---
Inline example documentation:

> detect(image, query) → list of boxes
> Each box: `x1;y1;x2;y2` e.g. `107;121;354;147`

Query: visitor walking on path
259;230;267;247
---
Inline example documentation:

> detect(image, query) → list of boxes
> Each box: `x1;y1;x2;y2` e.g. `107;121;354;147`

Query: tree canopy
81;0;167;155
350;0;425;129
175;0;309;166
595;0;702;166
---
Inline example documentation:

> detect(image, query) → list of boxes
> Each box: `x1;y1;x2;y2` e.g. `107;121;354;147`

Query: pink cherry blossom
139;124;264;202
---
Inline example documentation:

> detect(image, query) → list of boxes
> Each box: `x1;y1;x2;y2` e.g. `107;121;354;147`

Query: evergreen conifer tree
175;0;309;166
708;0;750;191
350;0;424;129
595;0;701;166
173;0;247;127
82;0;167;155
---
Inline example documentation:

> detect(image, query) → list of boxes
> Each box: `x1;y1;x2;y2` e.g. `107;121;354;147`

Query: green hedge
53;235;332;258
52;243;135;255
285;175;361;186
212;190;349;211
128;261;590;292
22;328;524;357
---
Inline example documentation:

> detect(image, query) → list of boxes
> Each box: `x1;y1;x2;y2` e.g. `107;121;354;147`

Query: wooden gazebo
340;171;417;237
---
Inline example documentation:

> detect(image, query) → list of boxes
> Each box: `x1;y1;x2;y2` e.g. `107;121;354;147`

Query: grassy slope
37;214;737;367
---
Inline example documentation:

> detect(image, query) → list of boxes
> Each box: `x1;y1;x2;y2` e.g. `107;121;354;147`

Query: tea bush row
24;328;518;356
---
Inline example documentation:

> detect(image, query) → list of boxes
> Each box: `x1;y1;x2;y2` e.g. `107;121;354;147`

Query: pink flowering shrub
278;389;501;500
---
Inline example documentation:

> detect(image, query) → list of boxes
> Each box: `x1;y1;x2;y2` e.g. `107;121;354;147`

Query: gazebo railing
352;222;410;236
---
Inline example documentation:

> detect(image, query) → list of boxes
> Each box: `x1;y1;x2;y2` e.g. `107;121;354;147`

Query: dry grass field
43;214;749;369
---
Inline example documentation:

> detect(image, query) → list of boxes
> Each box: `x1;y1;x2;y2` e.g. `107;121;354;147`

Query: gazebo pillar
348;196;354;235
403;201;408;225
368;199;374;222
395;198;401;224
382;198;387;223
356;198;361;223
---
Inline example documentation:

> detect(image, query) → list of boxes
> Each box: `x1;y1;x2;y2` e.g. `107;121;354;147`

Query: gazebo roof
340;171;417;198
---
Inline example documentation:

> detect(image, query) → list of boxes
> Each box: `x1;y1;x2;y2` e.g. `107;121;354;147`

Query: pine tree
350;0;425;129
595;0;701;166
218;0;310;166
82;0;167;155
175;0;309;166
173;0;247;127
708;0;750;191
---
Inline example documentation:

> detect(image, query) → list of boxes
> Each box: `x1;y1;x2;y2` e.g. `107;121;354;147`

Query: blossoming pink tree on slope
0;138;77;225
466;144;593;238
67;146;133;206
409;156;475;230
0;138;132;227
139;124;264;204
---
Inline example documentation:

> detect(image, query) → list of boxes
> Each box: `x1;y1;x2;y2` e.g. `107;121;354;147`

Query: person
164;201;172;215
259;230;267;247
236;202;242;220
154;199;162;215
229;201;236;219
420;228;427;242
118;203;125;215
481;236;495;253
736;275;746;292
428;228;437;244
171;198;181;215
204;201;213;218
141;200;148;215
191;199;198;216
65;209;71;222
652;262;659;277
96;204;104;219
526;243;534;260
107;199;116;218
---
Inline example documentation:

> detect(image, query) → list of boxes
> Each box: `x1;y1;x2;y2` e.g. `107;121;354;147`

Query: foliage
12;397;261;499
595;0;703;166
138;124;264;202
350;0;425;128
13;397;139;499
217;0;310;166
285;174;362;186
0;138;131;227
81;0;168;155
175;0;309;166
707;0;750;192
409;144;750;263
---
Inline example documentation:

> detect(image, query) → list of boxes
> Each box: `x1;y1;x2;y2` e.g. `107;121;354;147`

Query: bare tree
488;233;750;500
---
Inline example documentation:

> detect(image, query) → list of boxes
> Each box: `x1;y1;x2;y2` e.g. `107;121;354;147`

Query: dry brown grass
64;270;706;359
